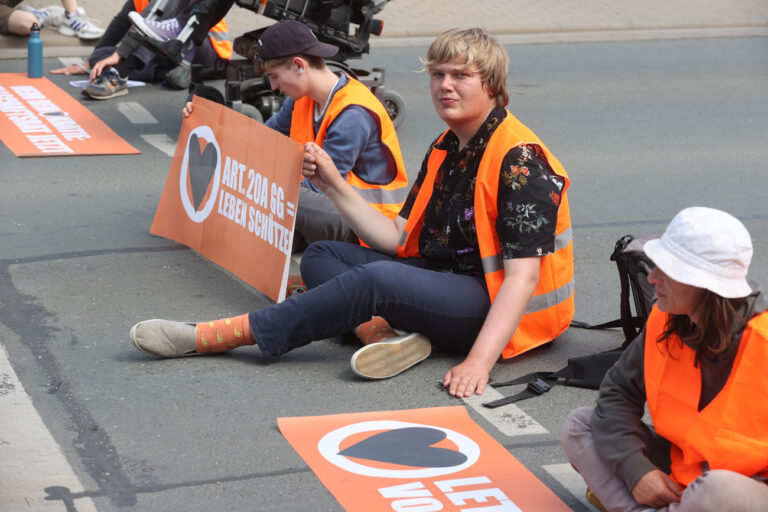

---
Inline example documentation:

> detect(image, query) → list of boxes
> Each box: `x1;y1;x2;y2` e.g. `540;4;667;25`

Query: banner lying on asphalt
151;95;304;302
0;73;138;157
279;406;571;511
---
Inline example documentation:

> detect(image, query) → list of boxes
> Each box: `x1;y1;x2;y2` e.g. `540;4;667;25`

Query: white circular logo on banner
179;125;221;223
317;420;480;479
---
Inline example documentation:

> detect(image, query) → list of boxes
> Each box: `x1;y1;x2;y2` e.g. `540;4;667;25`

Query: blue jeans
248;241;491;359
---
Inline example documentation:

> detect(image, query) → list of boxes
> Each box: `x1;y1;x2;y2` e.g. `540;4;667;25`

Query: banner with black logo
151;95;303;302
279;406;571;511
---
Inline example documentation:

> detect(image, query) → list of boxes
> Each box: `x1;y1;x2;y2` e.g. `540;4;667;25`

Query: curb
2;25;766;60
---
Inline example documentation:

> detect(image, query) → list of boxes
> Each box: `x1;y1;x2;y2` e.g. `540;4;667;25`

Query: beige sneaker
351;333;431;379
130;319;199;358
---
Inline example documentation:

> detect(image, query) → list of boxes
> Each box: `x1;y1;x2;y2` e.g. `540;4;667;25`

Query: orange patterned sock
195;314;254;354
286;274;307;297
355;317;399;346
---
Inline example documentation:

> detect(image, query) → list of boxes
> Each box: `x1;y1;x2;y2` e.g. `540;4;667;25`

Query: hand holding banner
151;96;304;302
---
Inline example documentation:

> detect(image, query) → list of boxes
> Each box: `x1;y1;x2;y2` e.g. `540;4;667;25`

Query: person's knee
560;406;595;458
681;470;763;511
356;261;403;291
7;10;37;35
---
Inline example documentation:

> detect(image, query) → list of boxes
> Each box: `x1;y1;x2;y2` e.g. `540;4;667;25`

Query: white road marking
57;57;86;68
0;343;98;512
462;387;548;436
118;101;158;124
543;463;591;510
140;133;178;157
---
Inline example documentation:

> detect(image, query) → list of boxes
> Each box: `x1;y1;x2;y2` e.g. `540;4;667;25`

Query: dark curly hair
657;290;747;366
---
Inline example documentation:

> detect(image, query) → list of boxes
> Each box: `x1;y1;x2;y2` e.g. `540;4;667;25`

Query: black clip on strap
482;378;552;408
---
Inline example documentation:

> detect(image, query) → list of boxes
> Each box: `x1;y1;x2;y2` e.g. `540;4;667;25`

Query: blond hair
425;28;509;107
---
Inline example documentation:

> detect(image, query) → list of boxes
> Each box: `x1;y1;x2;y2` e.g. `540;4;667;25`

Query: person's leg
57;0;104;39
561;406;650;512
668;470;768;512
251;241;490;359
4;7;37;36
293;186;357;251
132;242;489;364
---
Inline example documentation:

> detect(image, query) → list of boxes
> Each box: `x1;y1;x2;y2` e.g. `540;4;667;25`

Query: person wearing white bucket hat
561;207;768;512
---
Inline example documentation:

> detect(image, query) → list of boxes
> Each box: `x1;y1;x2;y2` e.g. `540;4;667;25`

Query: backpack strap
482;366;574;408
482;348;624;408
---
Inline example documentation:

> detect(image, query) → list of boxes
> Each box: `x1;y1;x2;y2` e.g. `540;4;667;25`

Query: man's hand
50;62;90;75
302;142;345;193
182;102;194;119
90;52;120;81
442;358;490;398
631;469;682;508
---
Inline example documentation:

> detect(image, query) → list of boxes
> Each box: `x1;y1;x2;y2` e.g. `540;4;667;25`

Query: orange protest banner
279;406;571;512
0;73;138;156
150;95;304;302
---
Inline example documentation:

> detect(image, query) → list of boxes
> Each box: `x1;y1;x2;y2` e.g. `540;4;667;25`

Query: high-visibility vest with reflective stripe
132;0;232;60
290;77;408;219
644;306;768;486
207;19;232;60
397;111;574;358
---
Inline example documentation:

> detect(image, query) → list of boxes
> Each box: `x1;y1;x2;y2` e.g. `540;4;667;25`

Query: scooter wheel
238;103;264;123
192;84;225;105
381;90;406;129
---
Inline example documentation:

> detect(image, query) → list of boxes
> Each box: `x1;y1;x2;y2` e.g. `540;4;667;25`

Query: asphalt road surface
1;35;767;511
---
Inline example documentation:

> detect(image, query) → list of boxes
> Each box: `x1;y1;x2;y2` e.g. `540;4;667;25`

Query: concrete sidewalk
1;0;767;58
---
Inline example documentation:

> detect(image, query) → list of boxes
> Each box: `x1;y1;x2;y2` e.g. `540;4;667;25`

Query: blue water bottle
28;23;43;78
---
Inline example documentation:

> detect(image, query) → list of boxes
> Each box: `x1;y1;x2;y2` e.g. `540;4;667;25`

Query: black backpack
484;235;657;408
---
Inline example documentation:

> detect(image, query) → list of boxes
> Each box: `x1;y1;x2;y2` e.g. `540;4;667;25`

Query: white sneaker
18;5;66;28
58;8;105;40
350;333;432;379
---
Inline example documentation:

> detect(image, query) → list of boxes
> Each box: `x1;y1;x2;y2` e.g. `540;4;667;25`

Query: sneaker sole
128;12;167;42
351;333;431;379
130;319;201;357
85;88;129;100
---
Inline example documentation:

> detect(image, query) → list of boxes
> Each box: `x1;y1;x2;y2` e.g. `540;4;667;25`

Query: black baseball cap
257;20;339;61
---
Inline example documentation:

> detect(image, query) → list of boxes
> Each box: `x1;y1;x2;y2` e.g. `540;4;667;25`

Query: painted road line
118;101;158;124
543;463;591;510
0;343;98;512
57;56;85;68
141;133;177;157
462;387;548;436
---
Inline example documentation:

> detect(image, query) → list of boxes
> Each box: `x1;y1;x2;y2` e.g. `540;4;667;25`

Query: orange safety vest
132;0;232;60
644;306;768;486
290;77;408;219
397;111;574;359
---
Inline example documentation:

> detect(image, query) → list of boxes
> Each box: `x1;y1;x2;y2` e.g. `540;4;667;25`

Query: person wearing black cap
184;19;409;252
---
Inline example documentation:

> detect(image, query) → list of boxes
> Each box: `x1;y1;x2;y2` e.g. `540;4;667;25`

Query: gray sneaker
130;319;199;357
351;333;431;379
83;67;128;100
165;65;190;90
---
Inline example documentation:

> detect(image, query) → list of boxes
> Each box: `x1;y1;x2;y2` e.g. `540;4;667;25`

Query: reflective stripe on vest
644;306;768;486
398;111;574;358
207;19;232;60
290;76;408;219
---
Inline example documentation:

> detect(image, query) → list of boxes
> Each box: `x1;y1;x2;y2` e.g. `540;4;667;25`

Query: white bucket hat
644;207;752;298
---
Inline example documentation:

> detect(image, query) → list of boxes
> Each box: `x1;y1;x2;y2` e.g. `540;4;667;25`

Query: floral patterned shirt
399;108;565;274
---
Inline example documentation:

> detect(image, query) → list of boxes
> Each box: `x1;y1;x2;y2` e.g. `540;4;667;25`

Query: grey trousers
560;406;768;512
293;185;357;251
